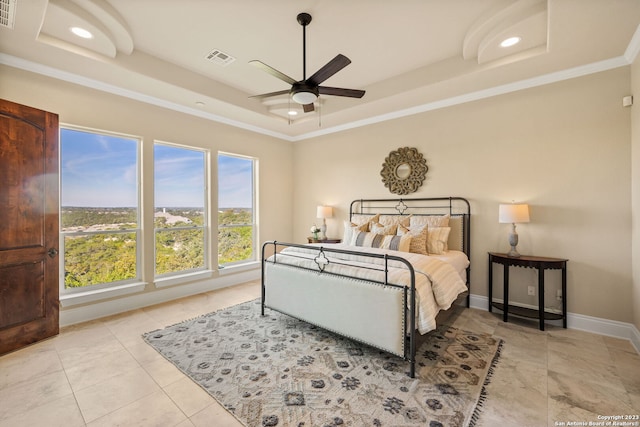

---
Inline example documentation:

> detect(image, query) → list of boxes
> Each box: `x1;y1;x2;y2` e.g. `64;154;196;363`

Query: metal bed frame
261;197;471;378
350;197;471;306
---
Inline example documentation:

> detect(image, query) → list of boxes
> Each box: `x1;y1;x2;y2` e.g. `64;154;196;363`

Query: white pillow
427;227;450;255
397;224;428;255
352;231;412;253
343;221;369;244
410;214;450;229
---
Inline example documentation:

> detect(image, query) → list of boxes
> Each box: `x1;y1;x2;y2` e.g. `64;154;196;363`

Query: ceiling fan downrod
297;13;312;80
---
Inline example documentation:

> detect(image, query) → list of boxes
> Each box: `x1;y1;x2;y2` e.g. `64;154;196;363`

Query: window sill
60;282;147;307
154;270;214;289
218;261;260;276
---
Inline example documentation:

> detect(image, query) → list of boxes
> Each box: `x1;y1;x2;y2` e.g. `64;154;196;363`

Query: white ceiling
1;0;639;141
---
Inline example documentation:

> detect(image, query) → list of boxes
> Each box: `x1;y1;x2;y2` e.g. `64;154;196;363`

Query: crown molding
624;23;640;63
293;55;630;141
0;53;294;142
0;49;634;143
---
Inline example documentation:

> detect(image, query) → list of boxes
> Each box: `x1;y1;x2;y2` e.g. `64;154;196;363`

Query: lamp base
507;227;520;257
507;247;521;257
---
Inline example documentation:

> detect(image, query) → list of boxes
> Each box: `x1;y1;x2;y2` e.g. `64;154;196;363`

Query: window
218;153;256;267
60;127;140;291
154;143;208;276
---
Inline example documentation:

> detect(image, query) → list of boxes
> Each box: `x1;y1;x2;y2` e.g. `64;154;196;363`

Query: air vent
204;48;236;66
0;0;16;29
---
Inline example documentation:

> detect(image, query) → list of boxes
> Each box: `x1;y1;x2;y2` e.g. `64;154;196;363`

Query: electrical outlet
556;289;562;301
528;286;535;296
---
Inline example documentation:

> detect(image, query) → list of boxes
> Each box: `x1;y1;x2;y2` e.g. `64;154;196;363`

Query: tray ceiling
0;0;639;140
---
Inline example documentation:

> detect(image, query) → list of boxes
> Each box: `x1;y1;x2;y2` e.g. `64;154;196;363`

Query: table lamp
499;203;530;257
316;205;333;240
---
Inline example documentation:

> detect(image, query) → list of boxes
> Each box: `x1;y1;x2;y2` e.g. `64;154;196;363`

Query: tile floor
0;280;638;427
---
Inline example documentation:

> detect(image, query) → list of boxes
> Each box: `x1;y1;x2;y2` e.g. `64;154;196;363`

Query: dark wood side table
488;252;568;331
307;238;342;244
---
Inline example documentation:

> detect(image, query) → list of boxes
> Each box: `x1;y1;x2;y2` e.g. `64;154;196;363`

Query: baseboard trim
469;293;640;354
59;269;261;327
59;285;640;354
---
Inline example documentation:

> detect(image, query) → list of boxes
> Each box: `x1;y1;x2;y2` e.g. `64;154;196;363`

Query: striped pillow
352;231;412;252
397;224;428;255
427;227;451;255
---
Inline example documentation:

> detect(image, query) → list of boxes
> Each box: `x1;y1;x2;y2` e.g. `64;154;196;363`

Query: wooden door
0;99;59;355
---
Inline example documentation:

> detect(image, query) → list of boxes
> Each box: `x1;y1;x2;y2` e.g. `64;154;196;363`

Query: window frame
217;152;258;269
153;141;210;279
59;124;142;295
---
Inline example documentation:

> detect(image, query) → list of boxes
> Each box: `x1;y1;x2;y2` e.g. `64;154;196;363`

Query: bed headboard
349;197;471;259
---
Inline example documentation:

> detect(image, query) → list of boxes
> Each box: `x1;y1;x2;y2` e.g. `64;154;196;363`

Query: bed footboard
265;262;407;355
261;241;417;377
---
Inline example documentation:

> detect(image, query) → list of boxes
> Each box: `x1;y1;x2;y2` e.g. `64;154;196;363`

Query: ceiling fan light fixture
291;90;318;104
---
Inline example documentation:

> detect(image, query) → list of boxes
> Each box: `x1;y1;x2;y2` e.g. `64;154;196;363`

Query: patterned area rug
143;300;502;427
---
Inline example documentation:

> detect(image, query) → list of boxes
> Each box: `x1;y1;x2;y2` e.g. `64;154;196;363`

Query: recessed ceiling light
500;36;521;48
70;27;93;39
288;110;298;116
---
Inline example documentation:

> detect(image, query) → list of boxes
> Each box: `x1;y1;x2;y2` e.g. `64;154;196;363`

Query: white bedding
266;243;469;334
426;249;469;281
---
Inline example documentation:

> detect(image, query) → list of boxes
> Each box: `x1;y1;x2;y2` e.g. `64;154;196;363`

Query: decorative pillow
370;222;398;235
350;213;380;227
397;224;428;255
427;227;451;255
410;214;450;229
342;220;369;244
446;216;464;251
378;214;411;228
352;231;412;253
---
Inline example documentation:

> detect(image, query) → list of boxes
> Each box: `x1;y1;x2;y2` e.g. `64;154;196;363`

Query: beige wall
1;63;635;326
0;65;294;312
632;57;640;331
293;67;633;323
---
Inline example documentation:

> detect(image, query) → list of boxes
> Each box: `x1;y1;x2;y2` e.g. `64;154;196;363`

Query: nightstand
488;252;568;331
307;238;341;244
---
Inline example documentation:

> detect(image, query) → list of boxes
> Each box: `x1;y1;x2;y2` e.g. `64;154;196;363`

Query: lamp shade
499;204;530;224
316;205;333;219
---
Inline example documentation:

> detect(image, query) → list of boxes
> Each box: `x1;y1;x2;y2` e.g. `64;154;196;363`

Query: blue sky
218;154;253;209
61;129;253;208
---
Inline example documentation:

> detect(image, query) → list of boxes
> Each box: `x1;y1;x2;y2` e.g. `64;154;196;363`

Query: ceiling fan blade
307;54;351;86
318;86;365;98
303;103;315;113
249;89;290;99
249;60;297;85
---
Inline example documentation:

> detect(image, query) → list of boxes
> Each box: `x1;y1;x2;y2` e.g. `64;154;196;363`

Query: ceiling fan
250;12;365;113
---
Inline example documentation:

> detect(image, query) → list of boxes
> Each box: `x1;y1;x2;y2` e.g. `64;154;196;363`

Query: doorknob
48;248;58;258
